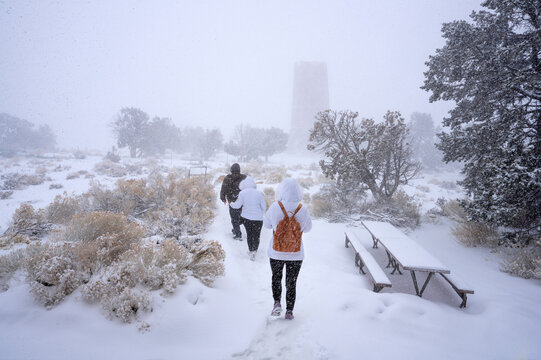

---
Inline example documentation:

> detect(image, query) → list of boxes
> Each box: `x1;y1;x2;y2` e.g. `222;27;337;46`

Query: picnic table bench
361;220;474;307
344;230;392;293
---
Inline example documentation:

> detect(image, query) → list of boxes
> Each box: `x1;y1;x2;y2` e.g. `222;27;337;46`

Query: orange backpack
272;202;303;252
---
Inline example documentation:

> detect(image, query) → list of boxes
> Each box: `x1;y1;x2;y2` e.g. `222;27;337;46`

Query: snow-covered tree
407;112;442;170
422;0;541;233
308;110;421;202
194;128;223;161
141;117;181;156
112;107;149;158
224;125;288;161
260;127;288;161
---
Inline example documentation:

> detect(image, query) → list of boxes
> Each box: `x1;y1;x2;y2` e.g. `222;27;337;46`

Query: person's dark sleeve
220;176;229;202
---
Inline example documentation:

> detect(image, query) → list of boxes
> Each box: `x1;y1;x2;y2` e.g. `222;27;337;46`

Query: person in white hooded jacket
230;176;267;260
263;178;312;320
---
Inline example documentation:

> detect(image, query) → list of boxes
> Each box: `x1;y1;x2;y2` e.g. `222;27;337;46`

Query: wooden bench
345;230;392;293
440;273;474;308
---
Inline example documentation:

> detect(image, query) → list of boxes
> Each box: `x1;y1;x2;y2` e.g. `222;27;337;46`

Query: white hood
275;178;303;203
239;176;257;190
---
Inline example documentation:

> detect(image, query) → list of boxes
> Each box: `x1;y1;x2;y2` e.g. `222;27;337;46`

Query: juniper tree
422;0;541;234
407;112;442;170
307;110;421;202
112;107;149;158
224;125;288;161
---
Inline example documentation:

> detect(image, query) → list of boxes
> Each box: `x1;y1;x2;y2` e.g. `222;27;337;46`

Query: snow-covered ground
1;153;540;360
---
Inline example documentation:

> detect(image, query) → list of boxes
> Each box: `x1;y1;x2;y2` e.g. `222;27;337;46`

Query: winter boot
271;301;282;316
285;310;294;320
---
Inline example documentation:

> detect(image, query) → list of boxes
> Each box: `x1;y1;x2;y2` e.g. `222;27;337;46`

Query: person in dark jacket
220;163;247;239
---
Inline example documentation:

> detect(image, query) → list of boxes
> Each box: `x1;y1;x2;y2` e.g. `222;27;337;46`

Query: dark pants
229;206;242;237
242;218;263;252
270;258;303;311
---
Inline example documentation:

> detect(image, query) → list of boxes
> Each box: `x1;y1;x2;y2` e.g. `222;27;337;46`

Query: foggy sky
0;0;481;150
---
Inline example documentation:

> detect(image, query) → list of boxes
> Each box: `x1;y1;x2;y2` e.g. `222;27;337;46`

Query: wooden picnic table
361;220;451;298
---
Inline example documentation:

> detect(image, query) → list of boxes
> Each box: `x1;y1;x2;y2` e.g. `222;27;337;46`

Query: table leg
410;271;435;297
371;235;378;249
390;256;402;275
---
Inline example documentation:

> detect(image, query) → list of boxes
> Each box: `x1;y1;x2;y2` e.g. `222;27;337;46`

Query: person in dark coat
220;163;247;239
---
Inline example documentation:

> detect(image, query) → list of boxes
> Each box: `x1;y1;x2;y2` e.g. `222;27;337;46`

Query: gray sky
0;0;481;150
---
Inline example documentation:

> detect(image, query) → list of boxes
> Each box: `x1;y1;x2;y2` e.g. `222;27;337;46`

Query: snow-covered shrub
23;174;46;186
243;162;263;179
310;182;366;222
64;212;145;272
120;239;191;292
104;147;121;163
4;203;51;239
0;248;26;291
101;288;151;323
297;176;315;189
72;149;87;159
114;178;153;216
186;239;226;287
85;181;125;213
501;241;541;280
0;233;30;249
93;160;127;177
145;175;216;238
124;162;145;176
45;193;82;224
24;242;85;307
0;190;13;199
66;172;80;180
264;166;287;184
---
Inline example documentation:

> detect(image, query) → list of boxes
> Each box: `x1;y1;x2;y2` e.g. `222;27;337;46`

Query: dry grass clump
93;160;128;177
441;200;499;247
263;187;275;209
49;183;63;190
297;176;315;189
66;172;80;180
243;162;264;179
264;166;288;184
501;240;541;280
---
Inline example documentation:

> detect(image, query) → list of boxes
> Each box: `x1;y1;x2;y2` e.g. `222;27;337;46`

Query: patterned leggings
270;258;303;311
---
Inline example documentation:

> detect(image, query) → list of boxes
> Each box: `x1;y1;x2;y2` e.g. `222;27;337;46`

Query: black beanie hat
230;163;240;174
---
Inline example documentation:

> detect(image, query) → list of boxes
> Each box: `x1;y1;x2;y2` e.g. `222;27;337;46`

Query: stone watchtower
288;61;329;153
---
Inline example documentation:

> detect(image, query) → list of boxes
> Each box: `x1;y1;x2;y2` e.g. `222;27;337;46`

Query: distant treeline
0;113;56;155
111;107;289;161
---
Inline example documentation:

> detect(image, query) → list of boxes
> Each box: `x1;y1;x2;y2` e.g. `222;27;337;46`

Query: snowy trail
1;171;541;360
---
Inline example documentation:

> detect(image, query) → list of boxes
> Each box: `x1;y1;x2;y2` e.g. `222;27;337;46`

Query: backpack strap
278;201;288;218
278;202;302;218
292;204;302;217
